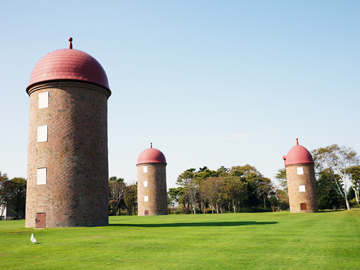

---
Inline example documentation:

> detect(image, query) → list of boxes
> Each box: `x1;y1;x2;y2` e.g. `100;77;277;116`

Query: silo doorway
35;213;46;228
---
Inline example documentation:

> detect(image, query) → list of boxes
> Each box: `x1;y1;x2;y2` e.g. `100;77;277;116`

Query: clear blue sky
1;1;359;188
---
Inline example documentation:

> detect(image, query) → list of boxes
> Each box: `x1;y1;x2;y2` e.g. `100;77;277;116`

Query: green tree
195;168;217;213
221;176;244;213
268;194;278;212
312;144;359;210
243;180;259;208
109;177;126;215
3;177;27;219
198;166;208;172
109;176;124;182
0;172;9;218
216;166;230;177
230;164;261;178
275;168;287;192
185;178;198;214
346;165;360;204
196;168;217;182
176;169;196;187
348;186;356;201
176;165;277;212
124;183;137;215
200;177;221;214
276;189;289;210
168;187;185;207
176;168;199;213
257;177;274;208
232;165;263;208
316;170;343;210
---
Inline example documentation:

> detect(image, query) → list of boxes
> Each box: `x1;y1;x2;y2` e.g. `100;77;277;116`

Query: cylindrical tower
283;139;319;213
137;143;167;216
25;38;111;228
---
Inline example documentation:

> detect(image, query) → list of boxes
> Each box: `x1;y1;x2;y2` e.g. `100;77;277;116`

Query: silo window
38;92;48;109
143;166;147;173
299;185;306;192
37;125;48;142
297;167;304;175
144;181;148;187
300;203;307;210
144;196;149;202
37;168;47;185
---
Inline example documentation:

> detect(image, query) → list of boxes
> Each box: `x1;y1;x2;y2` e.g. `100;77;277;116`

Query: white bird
31;234;36;244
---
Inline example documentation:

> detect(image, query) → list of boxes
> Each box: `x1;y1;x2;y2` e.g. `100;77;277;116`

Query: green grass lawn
1;211;359;269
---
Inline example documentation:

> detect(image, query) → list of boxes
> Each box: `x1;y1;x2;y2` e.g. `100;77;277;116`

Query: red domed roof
283;139;314;166
137;144;167;165
27;39;110;93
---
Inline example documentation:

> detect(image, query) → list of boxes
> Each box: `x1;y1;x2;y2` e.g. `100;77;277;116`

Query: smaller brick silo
283;139;319;213
137;143;168;216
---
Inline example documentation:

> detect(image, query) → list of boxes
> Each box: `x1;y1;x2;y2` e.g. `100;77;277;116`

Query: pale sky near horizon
1;1;359;188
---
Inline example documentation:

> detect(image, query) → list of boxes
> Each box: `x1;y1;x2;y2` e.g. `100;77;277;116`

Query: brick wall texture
286;163;319;213
25;81;110;228
137;163;167;216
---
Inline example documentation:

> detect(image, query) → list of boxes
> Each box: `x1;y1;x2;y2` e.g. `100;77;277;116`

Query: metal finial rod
296;138;299;145
68;37;73;49
150;142;152;148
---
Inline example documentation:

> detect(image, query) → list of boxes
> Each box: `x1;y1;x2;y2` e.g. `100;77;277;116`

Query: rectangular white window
38;126;47;142
143;166;147;173
297;167;304;175
144;196;149;202
144;181;148;187
37;168;47;185
299;185;306;192
38;92;49;109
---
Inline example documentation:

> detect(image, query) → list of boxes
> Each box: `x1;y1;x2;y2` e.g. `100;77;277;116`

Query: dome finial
68;37;73;49
296;138;299;145
150;142;152;148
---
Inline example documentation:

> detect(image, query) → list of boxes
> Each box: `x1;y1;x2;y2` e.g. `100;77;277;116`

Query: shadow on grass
318;210;346;213
109;221;278;228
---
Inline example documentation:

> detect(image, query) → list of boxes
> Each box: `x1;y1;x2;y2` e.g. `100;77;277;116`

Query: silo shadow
108;221;278;228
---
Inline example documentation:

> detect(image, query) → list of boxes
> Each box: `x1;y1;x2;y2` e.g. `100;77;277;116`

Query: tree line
169;165;288;214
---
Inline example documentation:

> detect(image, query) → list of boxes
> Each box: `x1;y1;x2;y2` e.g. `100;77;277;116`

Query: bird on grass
31;234;36;244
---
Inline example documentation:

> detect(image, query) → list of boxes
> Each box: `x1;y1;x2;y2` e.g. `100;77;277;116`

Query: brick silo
137;143;167;216
283;139;319;213
25;38;111;228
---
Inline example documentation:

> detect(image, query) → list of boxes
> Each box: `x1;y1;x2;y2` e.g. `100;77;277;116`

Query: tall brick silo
137;143;167;216
283;139;319;213
25;38;111;228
